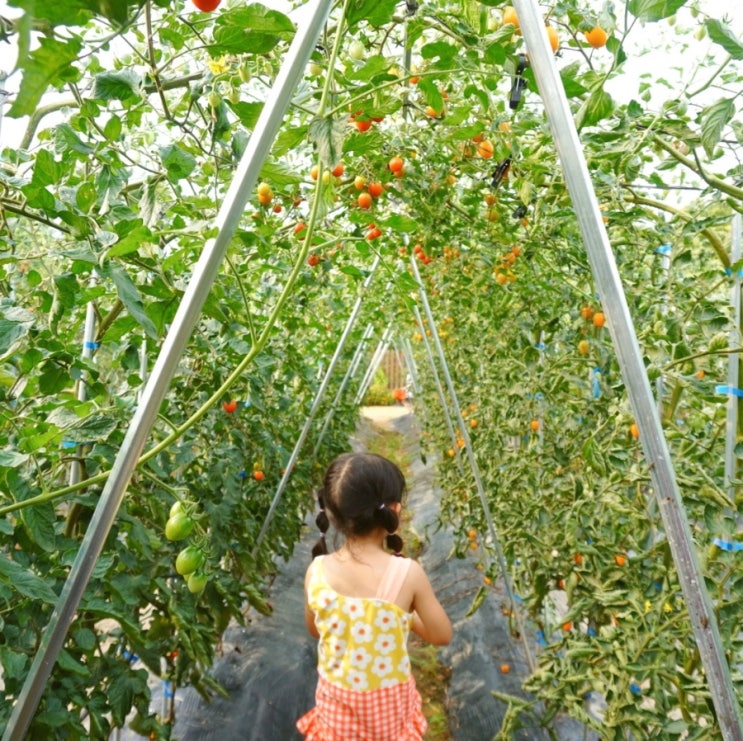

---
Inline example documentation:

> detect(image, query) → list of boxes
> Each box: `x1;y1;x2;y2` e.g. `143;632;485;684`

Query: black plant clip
490;157;512;189
509;54;528;110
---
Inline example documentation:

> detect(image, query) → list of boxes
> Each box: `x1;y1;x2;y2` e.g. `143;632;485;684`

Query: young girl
297;452;452;740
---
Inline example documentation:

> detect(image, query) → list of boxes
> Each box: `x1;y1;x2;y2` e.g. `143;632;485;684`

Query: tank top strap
375;556;412;602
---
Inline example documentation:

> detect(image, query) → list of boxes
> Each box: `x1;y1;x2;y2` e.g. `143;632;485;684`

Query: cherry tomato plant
0;0;741;738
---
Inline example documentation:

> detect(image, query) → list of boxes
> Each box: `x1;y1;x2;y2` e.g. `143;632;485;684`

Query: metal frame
354;325;393;406
410;254;535;672
2;1;334;736
411;303;463;474
514;0;742;735
313;322;375;456
252;257;379;553
725;214;742;508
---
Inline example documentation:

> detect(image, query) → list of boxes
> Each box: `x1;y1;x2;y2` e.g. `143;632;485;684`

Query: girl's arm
304;568;320;638
409;561;453;646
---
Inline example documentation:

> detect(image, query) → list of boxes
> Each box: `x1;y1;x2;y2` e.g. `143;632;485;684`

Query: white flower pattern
371;656;393;677
342;598;364;620
326;617;346;636
349;646;372;669
350;620;373;643
374;608;397;631
347;670;369;691
310;557;415;692
374;633;396;655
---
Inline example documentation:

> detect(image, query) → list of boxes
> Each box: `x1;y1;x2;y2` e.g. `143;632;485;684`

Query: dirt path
121;407;591;740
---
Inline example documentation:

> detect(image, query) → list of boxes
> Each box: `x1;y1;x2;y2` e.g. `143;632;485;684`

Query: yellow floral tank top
308;555;413;692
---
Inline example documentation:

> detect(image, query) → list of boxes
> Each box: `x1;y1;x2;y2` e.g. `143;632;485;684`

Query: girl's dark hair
311;452;405;559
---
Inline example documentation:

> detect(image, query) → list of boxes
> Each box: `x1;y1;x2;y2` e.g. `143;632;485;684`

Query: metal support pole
514;0;743;735
412;304;462;472
137;334;148;402
354;326;393;406
725;215;742;507
2;2;333;737
313;323;375;456
400;338;420;398
252;258;379;553
68;290;98;488
411;255;535;672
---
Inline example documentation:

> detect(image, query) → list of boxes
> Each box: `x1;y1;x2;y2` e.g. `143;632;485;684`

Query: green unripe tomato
187;571;209;593
348;40;365;61
207;89;221;108
175;546;205;576
165;512;194;541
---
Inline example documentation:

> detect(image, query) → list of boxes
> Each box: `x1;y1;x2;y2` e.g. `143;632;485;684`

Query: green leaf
259;161;303;187
211;6;294;55
8;35;83;118
104;264;159;338
417;78;444;114
559;63;588;98
159;144;196;181
31;149;60;187
6;0;94;28
346;55;389;82
0;449;30;468
346;0;397;28
627;0;686;22
465;585;487;616
700;98;735;157
308;115;347;170
382;214;420;233
484;42;506;65
228;101;264;129
57;648;90;676
0;315;33;359
54;123;95;156
421;41;458;62
93;70;143;102
64;413;120;443
576;87;615;129
705;19;743;59
21;502;57;552
0;554;58;603
107;222;155;259
0;647;28;682
108;667;149;726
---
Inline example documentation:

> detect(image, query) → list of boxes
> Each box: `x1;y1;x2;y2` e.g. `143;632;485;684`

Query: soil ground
121;407;594;740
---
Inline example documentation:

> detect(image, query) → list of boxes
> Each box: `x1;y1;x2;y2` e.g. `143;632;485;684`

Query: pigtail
375;503;403;556
311;489;330;559
386;532;403;555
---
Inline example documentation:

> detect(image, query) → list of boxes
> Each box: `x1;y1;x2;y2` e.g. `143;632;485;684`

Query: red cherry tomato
191;0;221;11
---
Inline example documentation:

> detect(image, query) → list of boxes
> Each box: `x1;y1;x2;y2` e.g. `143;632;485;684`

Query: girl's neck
337;532;387;561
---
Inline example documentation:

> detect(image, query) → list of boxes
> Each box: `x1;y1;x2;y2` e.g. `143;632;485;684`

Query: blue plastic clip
61;440;78;449
238;470;248;479
656;244;672;255
712;537;743;552
122;649;138;663
163;680;174;699
630;683;642;695
715;385;743;398
535;342;547;351
84;341;100;350
592;369;601;399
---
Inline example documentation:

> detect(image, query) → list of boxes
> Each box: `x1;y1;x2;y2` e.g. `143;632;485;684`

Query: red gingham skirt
297;674;427;741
